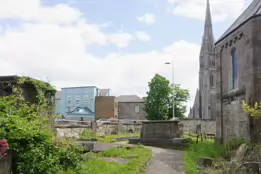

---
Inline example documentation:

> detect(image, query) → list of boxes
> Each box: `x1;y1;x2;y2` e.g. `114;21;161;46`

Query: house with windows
57;87;114;120
59;86;100;120
116;95;146;120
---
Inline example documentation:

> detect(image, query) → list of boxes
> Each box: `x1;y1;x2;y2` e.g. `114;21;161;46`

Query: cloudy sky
0;0;252;114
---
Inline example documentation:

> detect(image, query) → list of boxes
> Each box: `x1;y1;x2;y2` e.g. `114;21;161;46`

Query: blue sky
0;0;251;114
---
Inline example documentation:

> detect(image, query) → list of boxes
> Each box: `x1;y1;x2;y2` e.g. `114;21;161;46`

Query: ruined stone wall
179;118;216;135
55;123;142;138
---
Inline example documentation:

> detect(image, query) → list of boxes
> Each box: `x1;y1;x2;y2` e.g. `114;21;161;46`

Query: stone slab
76;141;122;152
139;138;190;148
114;136;139;142
128;138;140;144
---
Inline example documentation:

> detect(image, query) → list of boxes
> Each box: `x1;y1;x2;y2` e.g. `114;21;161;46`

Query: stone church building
190;0;261;143
188;0;216;120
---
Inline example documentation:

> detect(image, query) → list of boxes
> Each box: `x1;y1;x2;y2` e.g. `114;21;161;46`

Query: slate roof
116;95;144;103
216;0;261;44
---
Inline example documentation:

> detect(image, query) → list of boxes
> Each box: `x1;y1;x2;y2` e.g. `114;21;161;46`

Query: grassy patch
59;145;152;174
79;129;140;143
185;137;249;174
185;140;223;174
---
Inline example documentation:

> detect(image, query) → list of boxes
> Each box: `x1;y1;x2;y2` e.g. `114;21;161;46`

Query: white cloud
107;32;134;48
0;0;83;24
0;0;201;114
167;0;247;22
137;13;156;25
0;22;200;112
134;31;151;42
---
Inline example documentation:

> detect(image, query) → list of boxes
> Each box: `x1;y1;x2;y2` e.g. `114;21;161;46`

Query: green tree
145;74;172;120
168;84;190;118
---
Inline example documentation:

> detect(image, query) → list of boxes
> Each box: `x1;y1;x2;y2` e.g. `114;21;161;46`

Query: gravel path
143;146;186;174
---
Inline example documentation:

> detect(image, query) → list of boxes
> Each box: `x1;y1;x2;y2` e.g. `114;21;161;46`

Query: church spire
200;0;214;55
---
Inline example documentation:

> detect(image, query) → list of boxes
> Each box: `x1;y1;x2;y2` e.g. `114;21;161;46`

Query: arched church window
231;47;238;89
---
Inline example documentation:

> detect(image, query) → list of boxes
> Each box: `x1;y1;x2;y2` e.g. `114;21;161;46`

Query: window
75;96;80;105
231;48;238;89
67;96;71;105
67;106;71;112
210;73;214;87
134;105;140;113
84;95;88;103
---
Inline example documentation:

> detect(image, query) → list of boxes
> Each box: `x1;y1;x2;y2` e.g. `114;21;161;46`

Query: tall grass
185;137;249;174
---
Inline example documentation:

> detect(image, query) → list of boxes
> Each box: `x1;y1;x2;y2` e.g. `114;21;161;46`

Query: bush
0;78;84;173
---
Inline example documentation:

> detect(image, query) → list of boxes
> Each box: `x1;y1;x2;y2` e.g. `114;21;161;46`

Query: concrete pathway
143;146;186;174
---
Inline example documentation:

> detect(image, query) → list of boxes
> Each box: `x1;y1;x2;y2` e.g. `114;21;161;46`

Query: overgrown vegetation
0;77;85;173
144;74;190;120
58;145;152;174
185;137;249;174
79;129;140;143
242;100;261;119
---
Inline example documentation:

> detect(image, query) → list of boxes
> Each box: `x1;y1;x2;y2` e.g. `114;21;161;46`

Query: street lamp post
165;62;175;119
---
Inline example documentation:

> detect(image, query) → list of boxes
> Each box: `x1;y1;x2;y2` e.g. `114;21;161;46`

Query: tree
167;84;190;118
145;74;172;120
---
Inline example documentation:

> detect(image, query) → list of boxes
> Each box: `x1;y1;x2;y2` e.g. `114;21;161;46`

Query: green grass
79;129;140;143
58;145;152;174
185;140;223;174
184;136;249;174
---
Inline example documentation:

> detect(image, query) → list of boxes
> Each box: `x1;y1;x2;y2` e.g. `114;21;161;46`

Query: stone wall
179;118;216;135
55;119;215;138
215;16;253;143
96;123;141;136
56;127;86;139
55;123;142;138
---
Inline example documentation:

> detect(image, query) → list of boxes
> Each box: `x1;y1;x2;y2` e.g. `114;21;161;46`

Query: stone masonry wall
215;17;253;143
55;119;215;139
55;123;142;138
179;118;216;135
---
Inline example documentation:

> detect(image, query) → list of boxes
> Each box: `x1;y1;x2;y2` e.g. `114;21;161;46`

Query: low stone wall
55;123;142;138
56;128;87;139
55;119;215;138
96;123;141;136
179;118;216;135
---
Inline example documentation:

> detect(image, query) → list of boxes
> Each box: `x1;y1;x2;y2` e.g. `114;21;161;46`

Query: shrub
0;77;84;173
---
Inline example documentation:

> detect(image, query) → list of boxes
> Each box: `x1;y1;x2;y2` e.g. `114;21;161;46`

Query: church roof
216;0;261;44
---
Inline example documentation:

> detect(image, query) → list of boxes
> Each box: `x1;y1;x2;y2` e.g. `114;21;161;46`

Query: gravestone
139;120;190;148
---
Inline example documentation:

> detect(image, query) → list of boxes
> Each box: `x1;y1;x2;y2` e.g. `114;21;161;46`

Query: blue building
55;86;111;120
60;86;99;120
